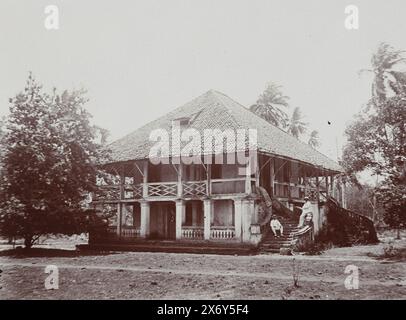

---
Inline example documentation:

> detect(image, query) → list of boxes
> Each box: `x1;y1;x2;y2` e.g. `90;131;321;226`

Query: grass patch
367;241;406;262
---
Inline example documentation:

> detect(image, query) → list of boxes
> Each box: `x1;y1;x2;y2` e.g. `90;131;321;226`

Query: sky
0;0;405;165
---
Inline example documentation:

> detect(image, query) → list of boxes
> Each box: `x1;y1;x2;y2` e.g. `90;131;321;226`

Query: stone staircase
259;219;300;254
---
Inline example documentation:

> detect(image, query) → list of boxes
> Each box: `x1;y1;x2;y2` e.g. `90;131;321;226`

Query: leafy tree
250;82;290;128
308;130;320;149
0;116;5;171
343;43;406;235
287;107;307;138
375;181;405;238
0;74;110;248
344;183;383;222
360;42;405;101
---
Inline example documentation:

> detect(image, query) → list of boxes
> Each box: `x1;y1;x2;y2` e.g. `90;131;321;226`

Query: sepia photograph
0;0;405;309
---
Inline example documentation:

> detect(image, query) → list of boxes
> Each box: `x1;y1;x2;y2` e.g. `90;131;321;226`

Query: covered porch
91;197;255;244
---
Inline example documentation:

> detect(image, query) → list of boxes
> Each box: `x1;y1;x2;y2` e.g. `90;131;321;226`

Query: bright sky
1;0;405;164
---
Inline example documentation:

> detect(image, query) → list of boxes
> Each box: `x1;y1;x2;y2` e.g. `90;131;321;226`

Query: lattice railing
182;226;204;239
130;184;142;199
147;182;177;197
210;226;236;240
183;181;207;196
121;227;141;238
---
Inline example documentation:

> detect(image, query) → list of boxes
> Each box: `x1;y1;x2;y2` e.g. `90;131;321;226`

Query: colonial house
89;90;346;252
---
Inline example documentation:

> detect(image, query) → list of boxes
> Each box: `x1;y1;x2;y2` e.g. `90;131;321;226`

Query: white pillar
177;163;183;198
342;182;347;209
175;200;184;240
241;199;254;243
140;201;150;238
245;157;252;195
270;158;275;196
233;199;243;241
116;203;122;237
203;199;212;240
142;161;148;198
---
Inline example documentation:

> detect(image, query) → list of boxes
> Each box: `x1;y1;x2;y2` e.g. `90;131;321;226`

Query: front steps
259;220;300;254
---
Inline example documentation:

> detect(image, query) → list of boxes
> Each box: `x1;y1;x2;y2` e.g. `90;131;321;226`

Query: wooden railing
183;181;207;197
106;226;141;239
147;182;178;197
181;226;204;239
124;184;142;199
210;226;236;240
94;178;256;201
121;226;141;238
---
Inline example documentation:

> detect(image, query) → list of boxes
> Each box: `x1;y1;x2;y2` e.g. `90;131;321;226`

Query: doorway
150;201;176;240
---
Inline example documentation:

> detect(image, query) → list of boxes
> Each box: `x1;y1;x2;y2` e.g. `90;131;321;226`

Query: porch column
177;163;183;198
241;199;254;243
142;161;148;198
117;165;125;236
329;175;333;196
206;164;211;196
270;158;275;196
233;199;243;241
255;155;260;189
245;157;252;195
175;200;184;240
342;182;347;209
116;202;123;237
140;201;150;238
203;199;212;240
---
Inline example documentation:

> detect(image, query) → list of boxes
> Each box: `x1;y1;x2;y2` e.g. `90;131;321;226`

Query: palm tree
250;82;289;128
360;42;405;101
308;130;320;149
287;107;307;139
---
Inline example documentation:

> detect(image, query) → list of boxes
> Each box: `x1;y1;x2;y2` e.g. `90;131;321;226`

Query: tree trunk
24;236;33;249
396;228;401;240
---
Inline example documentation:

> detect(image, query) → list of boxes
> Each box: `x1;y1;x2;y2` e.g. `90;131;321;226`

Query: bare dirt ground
0;232;405;300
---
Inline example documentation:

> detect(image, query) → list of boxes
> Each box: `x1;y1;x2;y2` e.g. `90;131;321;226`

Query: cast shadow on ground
0;247;118;258
366;247;406;262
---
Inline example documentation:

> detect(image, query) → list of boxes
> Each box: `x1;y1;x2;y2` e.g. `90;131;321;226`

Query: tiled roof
108;90;342;172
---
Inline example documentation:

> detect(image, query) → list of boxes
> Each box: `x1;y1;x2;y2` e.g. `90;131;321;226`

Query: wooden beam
255;153;260;189
133;161;144;177
116;203;122;237
206;164;211;196
119;164;125;200
177;163;183;198
245;155;252;194
142;161;148;198
288;161;292;200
